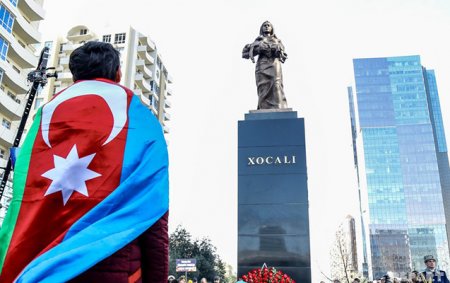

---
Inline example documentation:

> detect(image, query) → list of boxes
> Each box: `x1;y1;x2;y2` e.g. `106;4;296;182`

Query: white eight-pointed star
42;144;101;205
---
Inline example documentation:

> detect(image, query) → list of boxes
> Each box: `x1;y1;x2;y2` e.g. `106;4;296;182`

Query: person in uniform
421;255;450;283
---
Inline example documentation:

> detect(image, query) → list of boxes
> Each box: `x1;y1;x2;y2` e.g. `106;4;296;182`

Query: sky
39;0;450;280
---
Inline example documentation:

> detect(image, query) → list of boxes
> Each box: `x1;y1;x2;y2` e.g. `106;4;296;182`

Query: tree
330;217;364;283
224;264;237;283
169;225;226;281
330;228;354;283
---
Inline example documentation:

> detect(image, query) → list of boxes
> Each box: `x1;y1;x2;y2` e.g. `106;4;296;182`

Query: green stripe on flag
0;108;42;273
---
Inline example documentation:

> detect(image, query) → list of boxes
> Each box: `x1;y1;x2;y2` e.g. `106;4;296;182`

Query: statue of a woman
243;21;288;109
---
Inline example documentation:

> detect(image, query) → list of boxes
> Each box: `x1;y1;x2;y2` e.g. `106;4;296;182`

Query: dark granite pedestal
238;110;311;283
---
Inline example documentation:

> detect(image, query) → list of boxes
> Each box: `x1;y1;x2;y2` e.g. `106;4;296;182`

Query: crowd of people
168;275;222;283
167;254;449;283
331;255;449;283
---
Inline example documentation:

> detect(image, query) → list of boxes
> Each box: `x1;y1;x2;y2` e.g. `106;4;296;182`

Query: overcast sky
40;0;450;280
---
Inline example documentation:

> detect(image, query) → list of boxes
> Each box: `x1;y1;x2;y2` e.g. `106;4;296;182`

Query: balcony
59;57;69;67
7;37;37;68
12;13;41;44
149;103;158;116
138;35;155;52
167;74;173;84
139;92;150;107
0;89;24;120
137;45;155;65
0;59;28;94
66;26;96;42
62;43;82;53
57;71;73;82
18;0;45;21
133;88;142;96
0;24;37;68
54;86;66;94
164;111;171;121
164;100;171;108
166;87;173;96
134;73;151;93
136;59;153;79
0;157;7;170
0;125;15;148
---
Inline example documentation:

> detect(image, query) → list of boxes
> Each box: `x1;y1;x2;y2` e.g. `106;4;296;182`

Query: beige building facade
0;0;45;225
37;25;173;133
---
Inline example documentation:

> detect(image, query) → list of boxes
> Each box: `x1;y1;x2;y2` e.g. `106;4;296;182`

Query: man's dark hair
69;41;120;82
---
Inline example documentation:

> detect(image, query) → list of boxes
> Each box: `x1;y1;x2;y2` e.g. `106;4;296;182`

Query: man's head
424;255;437;269
214;276;220;283
334;279;341;283
200;278;207;283
69;41;121;83
353;278;361;283
410;271;419;280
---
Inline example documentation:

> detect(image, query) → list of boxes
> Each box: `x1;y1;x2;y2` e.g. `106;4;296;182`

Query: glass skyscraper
349;55;450;279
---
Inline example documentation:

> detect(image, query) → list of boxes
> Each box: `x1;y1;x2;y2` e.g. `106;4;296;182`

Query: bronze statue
243;21;288;109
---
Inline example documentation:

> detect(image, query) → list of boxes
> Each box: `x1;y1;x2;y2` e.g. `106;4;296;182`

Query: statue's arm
242;37;263;62
242;44;251;59
277;39;288;63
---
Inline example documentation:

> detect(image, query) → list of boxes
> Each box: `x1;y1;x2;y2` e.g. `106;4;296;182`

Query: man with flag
0;41;169;282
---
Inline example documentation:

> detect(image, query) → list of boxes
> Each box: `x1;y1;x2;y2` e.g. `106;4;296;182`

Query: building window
0;69;3;85
0;5;14;33
7;91;15;100
80;29;87;35
2;118;11;129
102;34;111;43
8;0;17;7
44;41;53;50
59;43;65;54
12;65;19;74
114;33;126;44
150;80;160;95
151;95;159;110
34;98;43;109
0;36;8;61
156;57;162;68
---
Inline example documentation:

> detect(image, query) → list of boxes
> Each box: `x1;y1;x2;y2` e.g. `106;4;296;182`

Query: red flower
241;266;295;283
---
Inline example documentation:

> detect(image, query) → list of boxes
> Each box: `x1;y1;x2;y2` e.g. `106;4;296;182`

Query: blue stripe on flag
10;147;20;169
16;95;169;283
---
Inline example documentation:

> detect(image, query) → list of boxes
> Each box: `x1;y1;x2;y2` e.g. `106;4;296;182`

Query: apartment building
39;25;173;133
0;0;45;225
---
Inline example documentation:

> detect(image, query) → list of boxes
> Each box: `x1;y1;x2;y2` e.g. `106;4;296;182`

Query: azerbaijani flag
0;79;169;282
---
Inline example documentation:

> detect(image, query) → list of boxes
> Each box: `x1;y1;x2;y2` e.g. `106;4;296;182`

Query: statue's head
259;21;274;36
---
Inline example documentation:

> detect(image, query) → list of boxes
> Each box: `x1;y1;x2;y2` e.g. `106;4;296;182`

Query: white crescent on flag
41;80;128;148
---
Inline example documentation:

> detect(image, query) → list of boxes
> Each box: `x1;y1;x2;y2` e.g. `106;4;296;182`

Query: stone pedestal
237;110;311;283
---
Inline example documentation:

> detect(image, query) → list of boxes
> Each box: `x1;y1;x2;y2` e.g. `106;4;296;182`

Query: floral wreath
241;264;296;283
